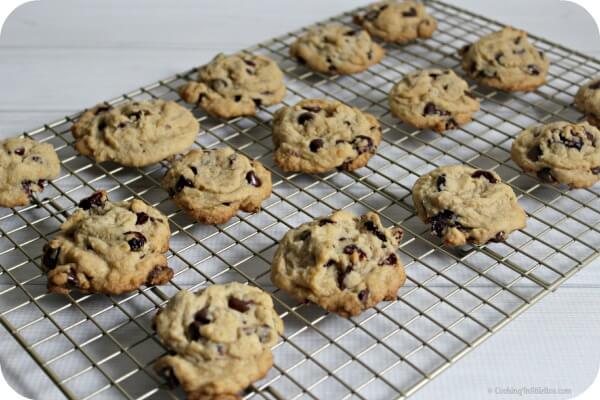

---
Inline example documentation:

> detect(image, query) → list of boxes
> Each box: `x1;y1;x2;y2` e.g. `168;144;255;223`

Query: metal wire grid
0;1;599;399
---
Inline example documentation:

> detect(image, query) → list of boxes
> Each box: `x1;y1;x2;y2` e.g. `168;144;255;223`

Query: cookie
412;165;527;246
290;24;385;75
271;210;405;317
162;147;272;224
511;121;600;188
0;137;60;208
154;282;283;399
179;53;286;119
388;68;480;132
41;191;173;295
575;78;600;127
272;99;382;173
72;100;199;167
459;27;548;92
353;1;437;43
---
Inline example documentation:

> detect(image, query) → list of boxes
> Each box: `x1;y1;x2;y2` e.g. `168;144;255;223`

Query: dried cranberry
14;147;25;156
190;166;198;175
590;81;600;90
246;171;261;187
352;135;374;154
472;170;498;184
253;98;262;107
527;64;540;75
309;139;324;152
188;322;202;341
175;175;194;193
559;132;583;150
402;7;417;17
243;59;256;67
21;180;33;195
514;36;522;45
344;29;361;36
126;232;146;251
195;306;211;324
337;266;353;289
318;219;334;226
378;253;398;266
42;245;60;270
436;174;447;191
324;259;336;268
146;265;171;285
358;289;369;303
136;212;150;225
446;118;458;130
302;105;321;113
364;220;387;242
430;210;458;237
423;102;450;117
78;192;105;210
343;244;366;260
228;297;253;312
527;145;543;161
94;105;112;114
537;168;556;183
592;167;600;175
66;272;80;289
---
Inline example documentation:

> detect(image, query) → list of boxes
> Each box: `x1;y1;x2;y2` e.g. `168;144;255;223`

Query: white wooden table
1;1;599;399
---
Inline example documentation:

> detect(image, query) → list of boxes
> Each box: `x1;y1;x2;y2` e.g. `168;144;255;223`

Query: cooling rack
1;1;600;399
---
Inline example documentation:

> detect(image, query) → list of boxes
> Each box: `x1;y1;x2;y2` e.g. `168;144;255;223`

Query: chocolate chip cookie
179;53;286;119
162;147;272;224
154;282;283;399
389;68;480;132
0;137;60;208
575;79;600;127
412;165;527;246
459;27;548;92
72;100;199;167
271;211;405;317
511;121;600;188
354;1;437;43
272;99;382;173
42;191;172;295
290;24;385;75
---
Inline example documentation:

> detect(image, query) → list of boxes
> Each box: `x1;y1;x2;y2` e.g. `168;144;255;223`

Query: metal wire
1;1;599;399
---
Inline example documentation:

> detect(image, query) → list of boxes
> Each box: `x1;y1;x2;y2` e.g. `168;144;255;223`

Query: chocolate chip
429;73;440;79
253;98;262;107
309;139;324;152
190;166;198;175
460;44;471;54
126;231;146;251
352;135;374;154
14;147;25;156
337;265;353;289
302;105;321;113
471;170;498;184
527;64;540;76
67;272;80;289
175;175;194;193
436;174;447;191
344;29;361;36
298;112;314;125
78;192;105;210
590;81;600;90
537;167;556;183
324;259;336;268
402;7;417;17
446;118;458;130
343;244;366;260
243;59;256;67
358;289;369;303
245;171;261;187
559;131;583;150
37;179;46;188
98;120;107;131
318;219;334;226
234;95;242;102
585;131;595;142
296;230;311;241
378;253;398;266
430;209;459;237
146;265;171;285
188;322;202;341
228;297;252;312
42;245;60;270
94;105;112;114
195;306;211;324
514;37;522;45
592;166;600;175
364;220;387;242
493;231;506;242
527;145;543;161
21;180;33;195
423;102;450;117
136;212;149;225
160;367;179;389
31;155;42;163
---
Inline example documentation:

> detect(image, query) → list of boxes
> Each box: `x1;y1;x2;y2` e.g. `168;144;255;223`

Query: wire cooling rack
1;1;600;399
